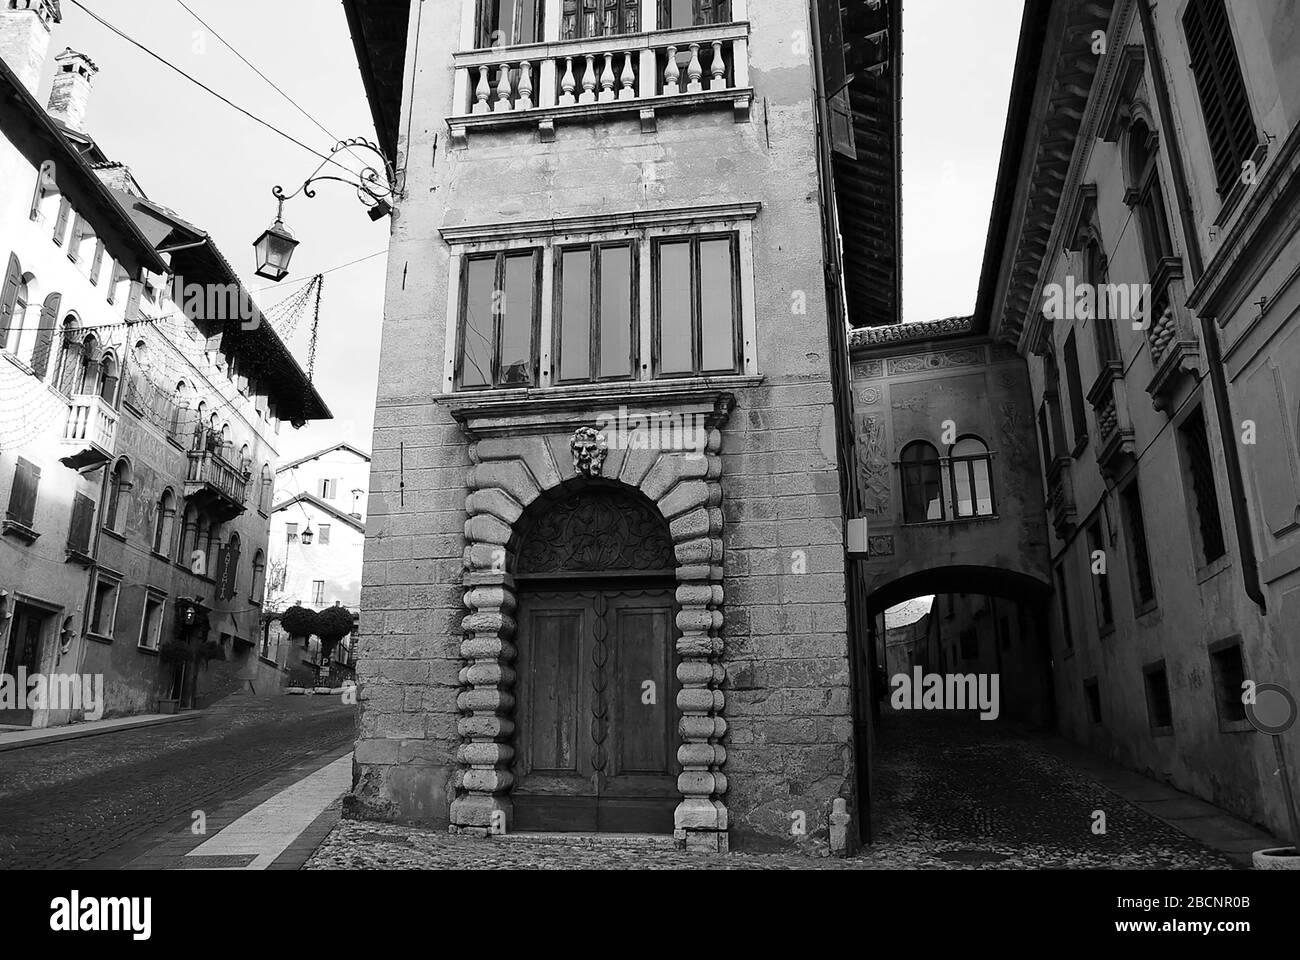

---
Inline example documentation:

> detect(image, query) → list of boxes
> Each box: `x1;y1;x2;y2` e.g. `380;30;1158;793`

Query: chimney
46;46;96;131
0;0;61;95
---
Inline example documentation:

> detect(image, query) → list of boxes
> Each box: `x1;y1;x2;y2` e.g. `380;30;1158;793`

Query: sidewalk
106;747;353;871
0;712;198;753
1036;735;1284;867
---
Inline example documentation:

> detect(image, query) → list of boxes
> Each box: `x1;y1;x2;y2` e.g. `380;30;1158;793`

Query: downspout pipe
1136;0;1266;613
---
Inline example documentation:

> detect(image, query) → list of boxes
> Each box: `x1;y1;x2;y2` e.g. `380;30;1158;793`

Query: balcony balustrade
449;20;752;145
185;449;250;521
1046;456;1078;538
59;394;118;472
1087;362;1136;480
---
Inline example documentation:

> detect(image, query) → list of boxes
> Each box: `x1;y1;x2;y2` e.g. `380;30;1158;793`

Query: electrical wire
171;0;371;179
66;0;365;182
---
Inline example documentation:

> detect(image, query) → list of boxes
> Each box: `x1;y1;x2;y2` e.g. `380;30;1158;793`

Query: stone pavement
304;712;1255;870
0;694;356;869
0;712;197;752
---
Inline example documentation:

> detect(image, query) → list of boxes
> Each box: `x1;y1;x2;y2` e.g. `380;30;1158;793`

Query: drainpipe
1136;0;1266;613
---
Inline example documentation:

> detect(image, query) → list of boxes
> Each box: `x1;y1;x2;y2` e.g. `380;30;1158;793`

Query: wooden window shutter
30;292;61;379
90;240;105;285
0;252;21;345
68;493;95;554
53;198;72;245
1183;0;1257;194
7;458;41;528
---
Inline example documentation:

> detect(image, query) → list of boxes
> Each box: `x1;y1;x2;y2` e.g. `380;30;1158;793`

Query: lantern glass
301;527;314;545
253;219;299;282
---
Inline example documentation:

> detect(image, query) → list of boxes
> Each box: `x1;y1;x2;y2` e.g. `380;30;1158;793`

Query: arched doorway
509;479;680;834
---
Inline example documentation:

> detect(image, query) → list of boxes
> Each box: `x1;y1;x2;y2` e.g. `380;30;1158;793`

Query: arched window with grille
900;441;943;523
950;436;995;519
251;550;267;604
153;488;176;557
260;464;273;513
104;458;132;534
98;350;119;405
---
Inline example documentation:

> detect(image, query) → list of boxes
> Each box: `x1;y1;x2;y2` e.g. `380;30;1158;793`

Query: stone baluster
619;51;636;100
599;52;616;102
664;45;680;95
579;53;598;104
559;56;577;105
494;61;513;111
517;60;534;110
473;64;491;114
710;40;726;90
686;43;703;93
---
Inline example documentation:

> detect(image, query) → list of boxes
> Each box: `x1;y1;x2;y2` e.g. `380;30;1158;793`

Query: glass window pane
599;245;633;379
462;257;495;388
974;460;993;515
559;248;592;382
658;241;692;375
699;238;736;372
500;253;535;386
954;462;973;517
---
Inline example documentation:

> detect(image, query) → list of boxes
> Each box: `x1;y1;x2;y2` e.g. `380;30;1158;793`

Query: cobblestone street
0;696;356;869
306;712;1240;870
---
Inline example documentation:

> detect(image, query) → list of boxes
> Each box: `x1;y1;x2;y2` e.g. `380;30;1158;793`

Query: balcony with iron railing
58;394;118;472
184;446;250;521
448;7;753;145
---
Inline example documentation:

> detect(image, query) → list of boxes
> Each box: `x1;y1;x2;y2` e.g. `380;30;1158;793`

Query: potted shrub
315;605;355;691
286;663;316;695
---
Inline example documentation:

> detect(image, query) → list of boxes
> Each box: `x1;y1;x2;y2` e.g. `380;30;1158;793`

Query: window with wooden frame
900;440;943;524
555;240;638;384
1183;0;1258;196
456;248;541;390
67;492;95;557
477;0;544;47
1082;232;1120;364
949;436;995;519
652;233;741;378
1086;519;1114;635
1062;330;1088;453
1177;404;1227;565
1127;120;1176;275
563;0;641;39
1120;477;1156;611
52;198;71;246
659;0;729;28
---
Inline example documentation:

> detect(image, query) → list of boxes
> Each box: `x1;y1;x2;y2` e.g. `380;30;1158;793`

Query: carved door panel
513;588;679;833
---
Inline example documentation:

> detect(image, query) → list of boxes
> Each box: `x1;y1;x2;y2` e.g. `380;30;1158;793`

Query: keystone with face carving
571;427;608;478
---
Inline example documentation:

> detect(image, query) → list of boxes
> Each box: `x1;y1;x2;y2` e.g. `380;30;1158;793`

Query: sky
40;0;1025;462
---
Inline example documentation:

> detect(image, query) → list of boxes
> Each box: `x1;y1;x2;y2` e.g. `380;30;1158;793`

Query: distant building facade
0;1;327;723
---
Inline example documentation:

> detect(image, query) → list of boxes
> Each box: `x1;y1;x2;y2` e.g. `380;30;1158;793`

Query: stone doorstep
490;832;679;852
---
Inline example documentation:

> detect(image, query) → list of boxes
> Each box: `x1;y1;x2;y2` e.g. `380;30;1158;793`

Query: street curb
0;712;200;753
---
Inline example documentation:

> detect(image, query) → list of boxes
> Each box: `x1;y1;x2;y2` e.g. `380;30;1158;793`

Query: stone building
978;0;1300;841
0;1;327;722
341;0;901;850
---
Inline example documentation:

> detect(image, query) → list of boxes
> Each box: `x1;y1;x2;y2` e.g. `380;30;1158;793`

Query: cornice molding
439;202;761;245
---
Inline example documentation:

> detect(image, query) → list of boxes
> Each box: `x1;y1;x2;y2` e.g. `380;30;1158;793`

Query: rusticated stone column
449;576;517;835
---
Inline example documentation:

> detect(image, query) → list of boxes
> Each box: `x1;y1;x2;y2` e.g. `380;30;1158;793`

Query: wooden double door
512;584;680;833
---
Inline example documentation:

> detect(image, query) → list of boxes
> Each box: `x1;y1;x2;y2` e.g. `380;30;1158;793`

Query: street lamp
253;200;299;282
254;137;400;283
300;524;315;546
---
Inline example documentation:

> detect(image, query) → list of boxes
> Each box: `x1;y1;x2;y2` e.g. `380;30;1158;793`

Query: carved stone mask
571;427;608;478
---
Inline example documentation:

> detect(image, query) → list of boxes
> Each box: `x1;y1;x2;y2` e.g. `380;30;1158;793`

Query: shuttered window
52;198;72;246
6;458;40;528
1063;331;1088;451
1183;0;1258;195
1178;405;1227;564
67;493;95;554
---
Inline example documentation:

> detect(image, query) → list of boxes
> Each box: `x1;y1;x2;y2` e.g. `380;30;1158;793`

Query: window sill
1070;436;1089;459
1218;717;1253;735
901;515;1001;529
65;548;94;567
1133;599;1159;620
86;632;113;645
1212;142;1269;231
2;520;41;544
136;644;160;657
1196;554;1232;585
101;528;127;544
2;350;37;378
1149;724;1175;739
1098;623;1116;640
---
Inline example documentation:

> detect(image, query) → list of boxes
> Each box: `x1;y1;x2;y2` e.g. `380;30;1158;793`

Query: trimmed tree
315;605;355;665
280;605;319;643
